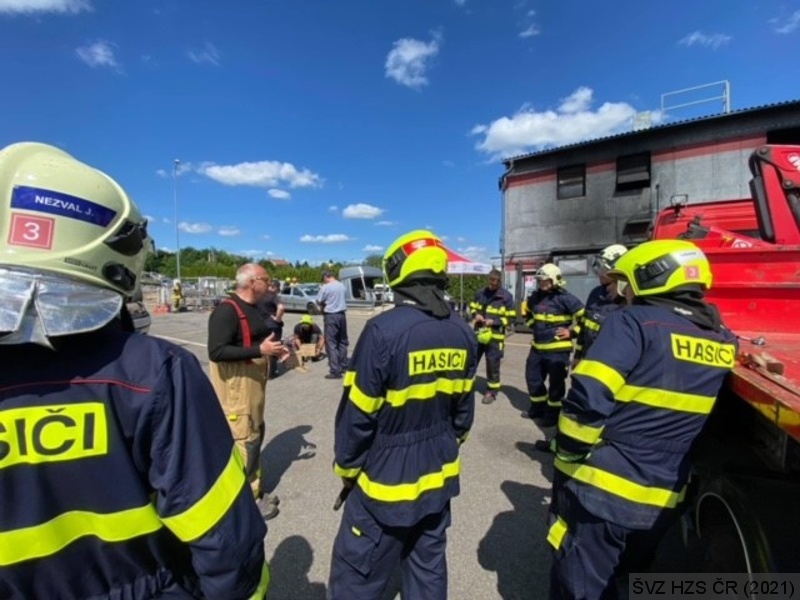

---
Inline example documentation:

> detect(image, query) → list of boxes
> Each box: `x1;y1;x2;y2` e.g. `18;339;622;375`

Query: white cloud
261;234;271;240
240;249;270;258
678;31;731;50
457;236;466;242
299;234;353;243
375;220;397;226
458;245;494;265
143;214;155;223
75;40;119;70
268;189;291;200
385;32;441;89
200;160;322;188
188;42;220;66
328;205;338;212
442;160;455;167
0;0;90;14
218;226;240;236
157;161;194;178
362;244;384;252
454;0;466;5
771;10;800;34
178;221;212;234
343;203;384;219
471;86;642;158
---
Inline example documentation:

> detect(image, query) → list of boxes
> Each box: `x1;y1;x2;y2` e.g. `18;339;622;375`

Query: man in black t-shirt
259;280;286;378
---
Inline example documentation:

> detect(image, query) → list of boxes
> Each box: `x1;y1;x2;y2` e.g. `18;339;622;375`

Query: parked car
279;283;320;314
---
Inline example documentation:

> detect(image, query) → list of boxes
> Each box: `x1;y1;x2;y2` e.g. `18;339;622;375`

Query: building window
616;152;651;192
557;164;586;199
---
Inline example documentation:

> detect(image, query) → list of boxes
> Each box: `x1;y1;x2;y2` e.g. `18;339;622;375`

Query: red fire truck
650;145;800;572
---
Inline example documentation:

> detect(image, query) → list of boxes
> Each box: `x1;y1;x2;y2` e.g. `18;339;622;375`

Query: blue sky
1;0;798;266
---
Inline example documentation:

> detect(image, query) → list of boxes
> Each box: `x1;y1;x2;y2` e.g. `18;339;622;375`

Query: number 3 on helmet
0;142;151;296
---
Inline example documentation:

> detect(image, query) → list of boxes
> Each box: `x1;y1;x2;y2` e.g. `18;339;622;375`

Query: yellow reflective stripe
490;332;505;340
572;360;626;394
334;463;361;478
555;459;685;508
573;309;585;319
558;413;604;445
344;371;385;414
0;504;162;566
616;385;716;414
532;340;573;351
247;562;271;600
161;449;246;542
533;314;572;323
357;459;460;502
486;307;503;315
530;395;548;404
583;318;601;332
546;398;562;408
385;378;474;408
546;516;568;550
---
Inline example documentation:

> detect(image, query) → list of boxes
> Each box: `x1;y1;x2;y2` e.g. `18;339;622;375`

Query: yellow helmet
300;314;314;325
0;142;151;296
383;230;447;287
476;327;492;344
594;244;628;272
608;240;712;296
535;263;565;288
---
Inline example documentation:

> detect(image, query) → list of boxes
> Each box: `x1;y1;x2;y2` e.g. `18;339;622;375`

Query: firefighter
328;230;478;600
522;264;584;427
547;240;738;599
172;279;184;311
0;142;269;599
573;244;629;362
469;268;516;404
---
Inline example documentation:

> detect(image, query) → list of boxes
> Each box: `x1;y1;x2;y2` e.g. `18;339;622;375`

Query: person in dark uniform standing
0;142;269;600
573;244;628;364
328;230;478;600
317;270;349;379
523;264;584;427
469;268;516;404
547;240;737;599
259;279;286;379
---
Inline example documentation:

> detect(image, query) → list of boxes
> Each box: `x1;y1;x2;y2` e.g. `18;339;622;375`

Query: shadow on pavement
478;480;552;600
261;424;318;494
502;384;531;413
267;535;327;600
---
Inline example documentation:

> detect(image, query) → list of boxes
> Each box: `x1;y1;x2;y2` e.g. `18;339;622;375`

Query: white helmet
0;142;151;296
594;244;628;272
535;263;565;288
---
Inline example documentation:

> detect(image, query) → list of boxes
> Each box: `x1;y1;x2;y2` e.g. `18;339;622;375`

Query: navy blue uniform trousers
525;349;570;412
476;339;503;391
549;481;675;600
323;312;349;376
328;493;451;600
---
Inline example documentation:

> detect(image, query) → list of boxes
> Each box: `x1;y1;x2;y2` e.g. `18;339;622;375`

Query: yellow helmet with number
607;240;712;296
535;263;565;288
0;142;151;296
383;229;448;287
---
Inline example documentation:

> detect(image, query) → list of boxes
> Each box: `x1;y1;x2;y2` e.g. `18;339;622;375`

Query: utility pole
173;158;181;281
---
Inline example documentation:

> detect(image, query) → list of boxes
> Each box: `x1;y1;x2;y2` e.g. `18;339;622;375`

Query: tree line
144;247;488;302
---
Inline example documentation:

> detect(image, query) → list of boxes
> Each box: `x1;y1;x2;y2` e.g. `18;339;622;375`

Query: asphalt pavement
151;307;557;600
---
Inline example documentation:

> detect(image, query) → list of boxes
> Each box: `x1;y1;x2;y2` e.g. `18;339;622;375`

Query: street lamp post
173;158;181;282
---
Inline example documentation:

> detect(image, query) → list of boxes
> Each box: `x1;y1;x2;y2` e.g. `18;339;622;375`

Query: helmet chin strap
0;268;123;349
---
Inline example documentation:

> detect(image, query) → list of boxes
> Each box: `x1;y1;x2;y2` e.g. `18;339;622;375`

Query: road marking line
156;334;206;348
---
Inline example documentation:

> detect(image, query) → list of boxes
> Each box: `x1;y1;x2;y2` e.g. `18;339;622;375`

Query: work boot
481;391;497;405
522;404;544;420
255;496;280;520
